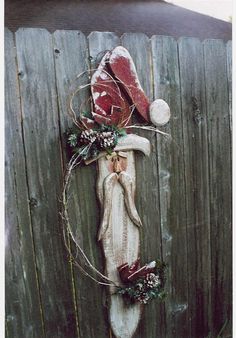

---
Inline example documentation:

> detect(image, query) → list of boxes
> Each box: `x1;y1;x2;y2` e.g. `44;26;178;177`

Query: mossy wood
5;28;232;338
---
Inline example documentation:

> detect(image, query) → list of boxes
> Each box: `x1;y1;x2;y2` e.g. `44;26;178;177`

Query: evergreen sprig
66;124;127;161
117;260;167;305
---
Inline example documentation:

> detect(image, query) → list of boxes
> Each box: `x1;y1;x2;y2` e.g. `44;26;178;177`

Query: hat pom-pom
149;99;170;126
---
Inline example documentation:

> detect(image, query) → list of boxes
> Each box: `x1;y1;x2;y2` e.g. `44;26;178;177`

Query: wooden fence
5;28;232;338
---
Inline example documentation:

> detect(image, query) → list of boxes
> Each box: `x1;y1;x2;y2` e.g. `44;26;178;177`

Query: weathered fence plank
178;37;211;338
88;31;120;69
15;28;77;338
151;35;189;338
121;33;165;338
5;28;44;338
88;31;121;338
204;39;232;337
226;41;232;133
53;29;110;338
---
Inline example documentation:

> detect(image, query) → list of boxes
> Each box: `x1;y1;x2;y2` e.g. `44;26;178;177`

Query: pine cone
136;292;150;304
79;129;97;144
145;273;161;288
97;131;116;149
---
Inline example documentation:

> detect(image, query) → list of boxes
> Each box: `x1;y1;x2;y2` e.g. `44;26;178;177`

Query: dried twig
124;125;170;137
60;146;118;287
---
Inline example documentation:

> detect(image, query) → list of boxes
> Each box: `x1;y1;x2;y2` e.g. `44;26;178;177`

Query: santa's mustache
98;171;142;241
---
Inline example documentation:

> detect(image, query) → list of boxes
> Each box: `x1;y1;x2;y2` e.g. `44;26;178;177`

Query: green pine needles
66;124;127;161
117;260;167;305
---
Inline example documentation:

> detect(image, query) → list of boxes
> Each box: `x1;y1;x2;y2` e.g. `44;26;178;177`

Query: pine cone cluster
117;259;166;305
79;129;117;149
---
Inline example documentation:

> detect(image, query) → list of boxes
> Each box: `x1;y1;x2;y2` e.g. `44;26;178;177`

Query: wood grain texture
5;29;232;338
88;31;121;338
151;35;189;338
53;29;110;338
121;33;165;338
97;150;141;338
88;31;120;70
178;37;211;337
5;28;44;338
226;41;232;133
204;39;232;337
15;28;77;338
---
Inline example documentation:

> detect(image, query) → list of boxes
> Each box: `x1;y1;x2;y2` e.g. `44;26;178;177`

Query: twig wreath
60;46;170;336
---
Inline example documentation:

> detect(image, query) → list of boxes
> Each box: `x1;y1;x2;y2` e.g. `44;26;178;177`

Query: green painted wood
15;28;77;338
151;35;189;338
178;37;211;338
53;29;110;338
121;33;165;338
203;39;232;337
5;28;44;338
